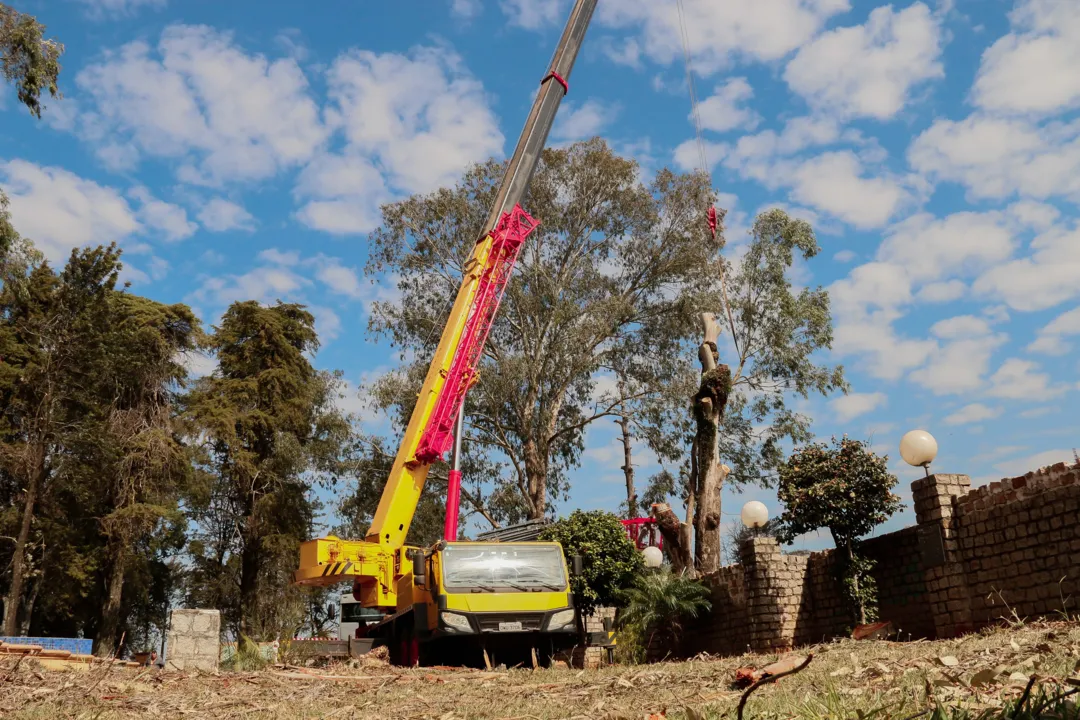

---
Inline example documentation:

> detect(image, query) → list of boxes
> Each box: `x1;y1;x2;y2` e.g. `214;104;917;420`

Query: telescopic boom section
363;0;597;550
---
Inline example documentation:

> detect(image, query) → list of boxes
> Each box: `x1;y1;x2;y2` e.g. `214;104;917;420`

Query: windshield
441;544;567;592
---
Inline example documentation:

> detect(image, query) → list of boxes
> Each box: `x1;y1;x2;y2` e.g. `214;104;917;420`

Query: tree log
650;502;692;576
692;364;731;575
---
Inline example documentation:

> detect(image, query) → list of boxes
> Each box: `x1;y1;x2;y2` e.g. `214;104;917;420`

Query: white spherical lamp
642;546;663;569
741;501;769;529
900;429;938;475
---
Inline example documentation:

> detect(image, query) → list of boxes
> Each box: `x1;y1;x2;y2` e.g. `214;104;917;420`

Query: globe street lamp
900;429;938;477
642;545;663;569
741;501;769;536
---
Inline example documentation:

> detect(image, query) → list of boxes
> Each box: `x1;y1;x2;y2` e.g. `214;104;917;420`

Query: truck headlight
547;609;576;630
440;612;472;632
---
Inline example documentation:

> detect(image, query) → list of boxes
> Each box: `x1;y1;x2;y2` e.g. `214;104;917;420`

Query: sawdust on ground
0;621;1077;719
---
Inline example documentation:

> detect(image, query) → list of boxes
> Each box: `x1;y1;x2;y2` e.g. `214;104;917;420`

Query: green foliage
0;239;203;648
0;4;63;119
775;436;901;623
616;568;711;660
631;207;847;528
775;436;901;544
367;139;726;521
538;509;643;617
839;550;880;624
182;301;351;640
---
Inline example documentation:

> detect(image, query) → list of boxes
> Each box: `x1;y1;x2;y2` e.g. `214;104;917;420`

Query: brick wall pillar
912;473;973;638
743;536;802;653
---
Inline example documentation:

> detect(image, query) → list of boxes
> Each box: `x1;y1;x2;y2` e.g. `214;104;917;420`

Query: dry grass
0;621;1077;719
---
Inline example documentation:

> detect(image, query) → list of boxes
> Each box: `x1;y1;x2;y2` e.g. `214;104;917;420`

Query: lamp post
741;501;768;537
900;429;938;477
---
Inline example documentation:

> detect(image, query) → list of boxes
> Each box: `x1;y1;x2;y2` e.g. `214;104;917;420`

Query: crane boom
364;0;597;549
295;2;598;637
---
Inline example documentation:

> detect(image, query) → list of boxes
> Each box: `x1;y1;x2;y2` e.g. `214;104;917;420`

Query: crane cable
674;0;741;361
675;0;710;179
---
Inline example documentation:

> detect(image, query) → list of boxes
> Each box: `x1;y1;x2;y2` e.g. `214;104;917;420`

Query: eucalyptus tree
366;138;718;521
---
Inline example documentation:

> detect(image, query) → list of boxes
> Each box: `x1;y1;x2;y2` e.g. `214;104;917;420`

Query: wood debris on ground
0;621;1076;719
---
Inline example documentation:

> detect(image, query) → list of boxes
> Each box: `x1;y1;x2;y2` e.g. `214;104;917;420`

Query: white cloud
1019;405;1056;419
713;116;911;228
833;249;856;263
294;154;388;235
552;99;621;142
308;305;343;342
597;37;643;68
450;0;483;20
314;263;364;299
785;152;908;228
985;358;1060;401
73;0;166;18
829;391;887;422
71;25;327;185
180;351;217;379
1027;305;1080;355
197;198;256;232
994;447;1077;478
909;326;1007;395
973;219;1080;311
971;0;1080;116
877;209;1019;282
129;186;197;242
499;0;568;29
596;0;851;74
908;114;1080;202
697;78;760;133
916;280;966;303
673;139;727;173
944;403;1003;426
296;45;503;234
0;160;140;262
784;3;944;119
259;248;300;266
190;265;309;308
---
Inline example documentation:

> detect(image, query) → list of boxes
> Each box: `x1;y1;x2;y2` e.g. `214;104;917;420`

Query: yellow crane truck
294;0;598;668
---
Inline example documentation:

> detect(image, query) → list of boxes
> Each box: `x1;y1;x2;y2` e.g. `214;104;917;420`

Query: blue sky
1;0;1077;553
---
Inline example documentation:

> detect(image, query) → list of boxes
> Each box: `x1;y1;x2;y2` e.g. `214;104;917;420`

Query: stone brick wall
678;460;1078;657
953;462;1080;629
165;609;220;672
862;527;936;640
682;564;750;657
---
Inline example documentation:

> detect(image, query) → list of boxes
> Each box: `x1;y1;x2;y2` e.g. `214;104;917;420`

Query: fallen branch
736;653;813;720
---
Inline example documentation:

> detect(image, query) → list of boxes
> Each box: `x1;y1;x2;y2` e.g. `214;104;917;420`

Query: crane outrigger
294;0;597;668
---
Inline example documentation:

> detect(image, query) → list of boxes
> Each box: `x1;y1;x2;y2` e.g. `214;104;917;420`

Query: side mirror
326;602;337;621
571;555;583;577
410;549;427;586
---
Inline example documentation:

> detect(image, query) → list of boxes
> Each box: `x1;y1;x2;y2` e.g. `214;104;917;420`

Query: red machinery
621;517;662;551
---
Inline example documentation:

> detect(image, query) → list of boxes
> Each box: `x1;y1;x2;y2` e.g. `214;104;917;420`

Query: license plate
498;621;523;632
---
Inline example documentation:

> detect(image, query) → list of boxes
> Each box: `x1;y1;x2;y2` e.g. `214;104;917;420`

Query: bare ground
1;621;1078;720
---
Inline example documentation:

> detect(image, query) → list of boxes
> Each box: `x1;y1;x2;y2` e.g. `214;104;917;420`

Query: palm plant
618;568;712;660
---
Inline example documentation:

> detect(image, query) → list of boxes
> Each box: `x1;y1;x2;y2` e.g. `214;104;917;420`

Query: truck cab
337;592;387;640
377;541;580;667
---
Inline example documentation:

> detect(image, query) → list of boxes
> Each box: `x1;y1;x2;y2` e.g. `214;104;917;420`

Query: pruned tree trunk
691;313;732;576
239;533;261;639
95;543;126;656
523;439;548;520
650;503;692;575
18;569;42;637
3;455;46;636
617;414;637;519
